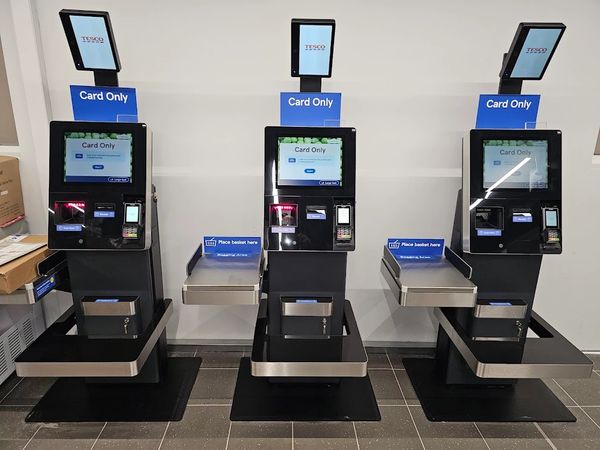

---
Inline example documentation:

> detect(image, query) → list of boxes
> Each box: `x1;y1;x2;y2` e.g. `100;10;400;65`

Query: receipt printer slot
82;296;139;316
281;297;333;317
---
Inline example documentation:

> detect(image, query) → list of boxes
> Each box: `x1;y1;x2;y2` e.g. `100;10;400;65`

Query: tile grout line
224;421;232;450
22;424;42;450
90;422;107;450
534;422;558;450
385;350;425;450
1;377;23;404
187;403;233;407
552;379;600;430
473;423;491;450
352;421;361;450
157;421;170;450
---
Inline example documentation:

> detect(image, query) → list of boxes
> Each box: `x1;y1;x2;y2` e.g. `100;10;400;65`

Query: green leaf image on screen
278;137;338;145
65;132;129;140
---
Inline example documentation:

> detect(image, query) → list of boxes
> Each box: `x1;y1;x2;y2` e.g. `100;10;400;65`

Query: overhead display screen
277;137;342;187
510;28;563;78
69;15;117;70
483;139;548;189
299;24;334;76
64;132;133;183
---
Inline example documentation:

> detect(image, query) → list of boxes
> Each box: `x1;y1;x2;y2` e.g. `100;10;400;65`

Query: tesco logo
304;44;326;51
81;36;105;44
525;47;547;54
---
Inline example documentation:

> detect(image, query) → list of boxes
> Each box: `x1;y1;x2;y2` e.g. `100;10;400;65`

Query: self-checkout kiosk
14;10;199;422
381;22;592;422
183;19;379;421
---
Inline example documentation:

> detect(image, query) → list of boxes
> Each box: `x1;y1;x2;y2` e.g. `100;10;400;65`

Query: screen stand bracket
498;53;522;95
498;78;523;95
300;77;322;93
94;70;119;87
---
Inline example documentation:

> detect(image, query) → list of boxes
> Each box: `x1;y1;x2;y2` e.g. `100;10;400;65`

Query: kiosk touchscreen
228;126;379;422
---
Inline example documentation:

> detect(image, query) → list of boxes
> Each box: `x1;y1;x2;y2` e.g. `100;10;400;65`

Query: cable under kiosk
381;22;592;422
13;10;200;423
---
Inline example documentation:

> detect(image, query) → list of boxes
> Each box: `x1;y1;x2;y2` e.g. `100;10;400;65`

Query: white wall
19;0;600;348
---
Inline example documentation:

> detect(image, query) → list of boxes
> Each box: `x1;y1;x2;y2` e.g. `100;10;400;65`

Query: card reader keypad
122;225;139;239
336;226;352;241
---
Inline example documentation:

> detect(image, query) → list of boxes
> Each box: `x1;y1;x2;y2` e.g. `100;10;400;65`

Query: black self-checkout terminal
229;126;379;421
400;129;592;422
382;128;592;422
181;18;379;421
14;9;199;422
15;121;199;422
380;22;592;422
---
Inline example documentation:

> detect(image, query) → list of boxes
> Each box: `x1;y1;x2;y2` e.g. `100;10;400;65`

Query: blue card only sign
70;85;138;122
387;238;444;260
204;236;261;257
475;95;540;129
280;92;341;127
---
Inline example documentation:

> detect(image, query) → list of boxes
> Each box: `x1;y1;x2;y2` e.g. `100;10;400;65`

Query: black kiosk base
404;358;575;422
26;357;201;423
231;357;380;422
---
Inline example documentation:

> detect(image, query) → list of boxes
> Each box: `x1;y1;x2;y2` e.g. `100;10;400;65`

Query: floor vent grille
7;329;21;362
21;319;34;346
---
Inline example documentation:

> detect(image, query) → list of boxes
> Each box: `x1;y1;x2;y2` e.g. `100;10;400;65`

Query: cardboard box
0;156;25;227
0;235;53;294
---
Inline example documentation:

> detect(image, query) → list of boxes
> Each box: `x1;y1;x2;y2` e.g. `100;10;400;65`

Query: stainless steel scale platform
183;244;263;305
381;246;477;307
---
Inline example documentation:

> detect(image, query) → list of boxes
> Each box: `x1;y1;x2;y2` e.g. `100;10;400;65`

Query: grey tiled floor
0;346;599;449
